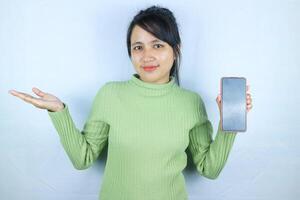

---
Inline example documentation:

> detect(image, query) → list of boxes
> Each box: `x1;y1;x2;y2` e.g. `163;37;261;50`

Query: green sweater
48;73;237;200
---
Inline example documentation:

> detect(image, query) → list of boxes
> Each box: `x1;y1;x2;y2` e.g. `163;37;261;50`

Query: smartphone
221;77;247;132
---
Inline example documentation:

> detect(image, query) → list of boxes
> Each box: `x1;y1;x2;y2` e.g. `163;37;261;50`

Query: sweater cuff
217;121;238;134
216;121;237;141
47;103;68;117
47;103;74;135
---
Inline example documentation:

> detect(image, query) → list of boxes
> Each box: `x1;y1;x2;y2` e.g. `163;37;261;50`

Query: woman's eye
133;46;142;51
154;44;163;48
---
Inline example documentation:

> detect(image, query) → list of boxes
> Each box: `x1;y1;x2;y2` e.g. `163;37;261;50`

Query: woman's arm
188;95;237;179
48;84;111;170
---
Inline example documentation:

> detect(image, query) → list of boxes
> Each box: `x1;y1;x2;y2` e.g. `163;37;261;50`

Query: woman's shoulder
95;80;129;97
175;86;202;101
172;87;205;112
99;80;125;90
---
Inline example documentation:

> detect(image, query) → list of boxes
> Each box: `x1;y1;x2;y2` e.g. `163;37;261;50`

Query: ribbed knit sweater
47;73;237;200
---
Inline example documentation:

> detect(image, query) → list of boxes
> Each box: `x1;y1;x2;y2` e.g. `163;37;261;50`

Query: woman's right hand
8;87;65;112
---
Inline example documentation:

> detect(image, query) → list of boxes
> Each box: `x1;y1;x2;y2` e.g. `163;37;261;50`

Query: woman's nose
142;49;155;62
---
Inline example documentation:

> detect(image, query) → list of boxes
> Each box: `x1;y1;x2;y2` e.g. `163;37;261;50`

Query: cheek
158;51;174;65
131;53;140;65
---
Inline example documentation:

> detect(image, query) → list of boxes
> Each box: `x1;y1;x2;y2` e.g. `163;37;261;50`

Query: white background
1;0;299;199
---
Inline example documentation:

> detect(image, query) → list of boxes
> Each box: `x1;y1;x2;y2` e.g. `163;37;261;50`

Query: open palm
9;87;64;112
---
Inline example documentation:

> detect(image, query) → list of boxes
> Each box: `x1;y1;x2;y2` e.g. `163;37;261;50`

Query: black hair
126;5;182;86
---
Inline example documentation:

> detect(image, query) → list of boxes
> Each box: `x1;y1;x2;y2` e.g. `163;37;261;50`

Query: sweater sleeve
188;94;237;179
47;84;110;170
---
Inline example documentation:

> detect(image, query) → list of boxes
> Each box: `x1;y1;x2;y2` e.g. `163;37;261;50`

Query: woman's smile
142;65;159;72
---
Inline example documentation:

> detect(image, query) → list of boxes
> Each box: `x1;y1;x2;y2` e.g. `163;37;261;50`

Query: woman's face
130;25;175;84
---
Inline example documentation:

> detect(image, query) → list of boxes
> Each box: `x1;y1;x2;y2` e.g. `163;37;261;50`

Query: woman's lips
142;65;159;72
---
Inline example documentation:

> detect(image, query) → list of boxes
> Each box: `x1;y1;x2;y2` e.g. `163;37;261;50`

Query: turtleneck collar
128;73;177;96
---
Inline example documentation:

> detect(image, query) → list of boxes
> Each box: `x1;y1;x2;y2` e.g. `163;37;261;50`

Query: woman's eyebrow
131;39;162;46
131;41;142;46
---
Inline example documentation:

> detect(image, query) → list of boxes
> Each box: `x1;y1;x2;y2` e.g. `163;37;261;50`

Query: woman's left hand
216;85;253;116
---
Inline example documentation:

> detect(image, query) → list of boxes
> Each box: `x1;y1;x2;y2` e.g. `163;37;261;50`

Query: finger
247;97;252;103
9;90;24;97
32;87;46;97
246;85;251;95
247;94;251;100
216;94;221;102
12;91;39;105
9;90;18;96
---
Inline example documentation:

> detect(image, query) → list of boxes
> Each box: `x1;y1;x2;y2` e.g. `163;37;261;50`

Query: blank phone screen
221;77;247;132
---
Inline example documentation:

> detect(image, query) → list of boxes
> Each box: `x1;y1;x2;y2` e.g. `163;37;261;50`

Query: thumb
32;87;46;97
216;94;221;102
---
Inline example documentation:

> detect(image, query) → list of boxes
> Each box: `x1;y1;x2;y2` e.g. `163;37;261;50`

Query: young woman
9;5;253;200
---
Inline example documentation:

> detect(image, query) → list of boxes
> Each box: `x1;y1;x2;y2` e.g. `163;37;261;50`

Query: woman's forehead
131;26;162;44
